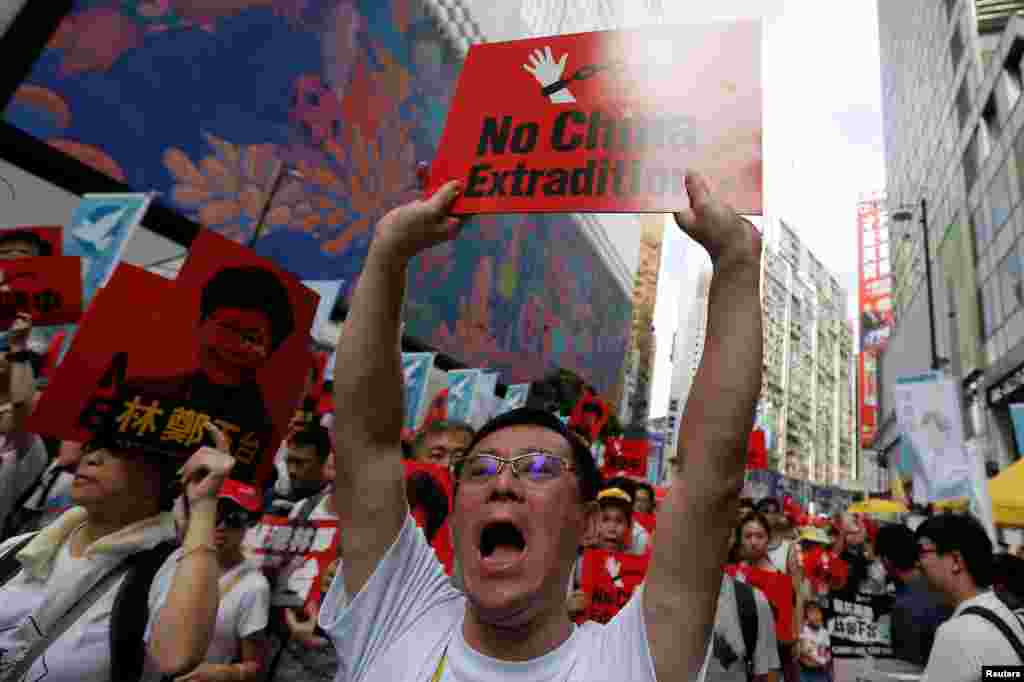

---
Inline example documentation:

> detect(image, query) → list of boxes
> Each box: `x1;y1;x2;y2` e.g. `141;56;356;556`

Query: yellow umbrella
847;498;909;514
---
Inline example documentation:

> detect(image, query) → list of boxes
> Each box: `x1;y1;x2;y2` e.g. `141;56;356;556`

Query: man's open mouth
479;521;527;564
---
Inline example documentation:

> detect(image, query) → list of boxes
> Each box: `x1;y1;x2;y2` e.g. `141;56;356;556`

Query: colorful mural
3;0;631;393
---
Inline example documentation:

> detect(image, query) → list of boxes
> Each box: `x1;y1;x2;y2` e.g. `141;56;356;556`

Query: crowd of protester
1;169;1022;682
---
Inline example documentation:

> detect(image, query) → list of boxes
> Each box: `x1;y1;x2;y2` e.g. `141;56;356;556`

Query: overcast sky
649;0;886;418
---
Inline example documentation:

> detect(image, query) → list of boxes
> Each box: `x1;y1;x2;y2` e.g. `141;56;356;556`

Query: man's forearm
332;245;407;448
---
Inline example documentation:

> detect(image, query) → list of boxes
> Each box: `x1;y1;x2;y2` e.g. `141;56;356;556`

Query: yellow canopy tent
848;499;909;514
930;459;1024;527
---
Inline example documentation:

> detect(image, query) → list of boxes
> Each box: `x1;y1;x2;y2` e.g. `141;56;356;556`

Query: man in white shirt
321;171;763;681
917;513;1024;681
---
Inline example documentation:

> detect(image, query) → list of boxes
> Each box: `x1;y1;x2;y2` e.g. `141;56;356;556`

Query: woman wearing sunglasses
164;479;270;682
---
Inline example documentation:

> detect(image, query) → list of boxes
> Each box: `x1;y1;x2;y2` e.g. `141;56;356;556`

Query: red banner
403;459;455;575
633;511;656;537
569;391;609;442
0;256;82;327
602;437;648;479
725;563;796;643
580;548;650;624
427;23;763;215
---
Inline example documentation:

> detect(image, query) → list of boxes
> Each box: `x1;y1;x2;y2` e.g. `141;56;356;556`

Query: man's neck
463;605;573;662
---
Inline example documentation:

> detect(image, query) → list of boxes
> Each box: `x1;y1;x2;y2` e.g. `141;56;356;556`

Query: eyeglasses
451;450;576;484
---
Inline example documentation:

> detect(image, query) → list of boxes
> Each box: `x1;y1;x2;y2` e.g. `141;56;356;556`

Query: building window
954;80;970;129
991;164;1014;232
965;128;980;191
951;25;965;71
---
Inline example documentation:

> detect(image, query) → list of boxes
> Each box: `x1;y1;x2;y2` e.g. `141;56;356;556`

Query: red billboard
857;195;891;448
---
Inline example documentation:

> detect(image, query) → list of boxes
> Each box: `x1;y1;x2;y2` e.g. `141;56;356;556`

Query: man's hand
179;423;235;501
674;172;761;270
285;602;329;649
370;180;464;265
523;46;576;103
7;312;32;352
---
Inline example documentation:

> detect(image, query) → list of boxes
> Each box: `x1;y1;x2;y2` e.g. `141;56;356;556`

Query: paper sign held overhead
428;21;763;215
0;257;82;327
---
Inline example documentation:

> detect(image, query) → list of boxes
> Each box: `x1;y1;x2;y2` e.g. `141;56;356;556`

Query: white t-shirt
706;576;780;682
0;529;172;682
150;548;270;664
0;435;48;532
922;590;1024;682
319;514;659;682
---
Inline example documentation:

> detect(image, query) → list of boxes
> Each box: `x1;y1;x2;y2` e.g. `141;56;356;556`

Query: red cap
218;479;263;513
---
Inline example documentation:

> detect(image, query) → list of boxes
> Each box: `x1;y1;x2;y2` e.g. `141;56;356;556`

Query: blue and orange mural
3;0;630;393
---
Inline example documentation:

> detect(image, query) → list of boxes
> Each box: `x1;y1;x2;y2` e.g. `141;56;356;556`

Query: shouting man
322;172;763;680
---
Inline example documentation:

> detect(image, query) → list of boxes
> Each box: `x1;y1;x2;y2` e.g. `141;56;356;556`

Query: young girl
798;601;831;682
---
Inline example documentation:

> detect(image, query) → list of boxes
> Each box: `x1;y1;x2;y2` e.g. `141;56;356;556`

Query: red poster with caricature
0;226;62;256
726;563;796;643
0;257;82;326
580;548;650;624
427;22;763;215
601;437;648;479
26;230;319;485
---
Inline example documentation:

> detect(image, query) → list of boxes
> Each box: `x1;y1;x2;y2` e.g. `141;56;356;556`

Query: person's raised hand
179;422;235;502
673;171;761;271
370;179;464;265
285;601;329;649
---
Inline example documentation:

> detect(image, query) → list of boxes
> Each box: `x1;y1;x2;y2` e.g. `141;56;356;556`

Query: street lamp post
892;198;942;371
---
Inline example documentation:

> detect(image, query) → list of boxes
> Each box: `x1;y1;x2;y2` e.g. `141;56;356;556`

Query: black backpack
733;578;759;680
0;534;178;681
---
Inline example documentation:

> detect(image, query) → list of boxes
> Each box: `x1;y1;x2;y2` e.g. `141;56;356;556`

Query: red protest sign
0;226;62;256
28;231;319;485
0;256;82;326
602;437;648;479
569;391;609;443
726;563;796;643
580;548;650;624
633;511;656;537
427;22;762;215
403;459;455;575
747;429;767;470
244;515;341;609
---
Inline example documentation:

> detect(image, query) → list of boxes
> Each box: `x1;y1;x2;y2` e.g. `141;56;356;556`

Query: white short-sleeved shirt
0;435;48;531
706;576;780;682
150;548;270;664
922;590;1024;682
319;514;659;682
0;529;174;682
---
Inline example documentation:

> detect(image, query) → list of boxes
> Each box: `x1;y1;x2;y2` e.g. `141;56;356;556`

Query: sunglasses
451;450;575;484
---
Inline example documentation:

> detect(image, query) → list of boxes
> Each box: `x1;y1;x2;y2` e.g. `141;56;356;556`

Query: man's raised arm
332;180;464;597
643;173;764;680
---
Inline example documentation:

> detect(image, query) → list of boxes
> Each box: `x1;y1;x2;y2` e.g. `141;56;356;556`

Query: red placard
747;429;767;470
726;563;796;643
403;459;455;575
602;437;648;479
802;546;849;596
580;548;650;624
27;232;319;485
569;391;609;442
633;511;657;536
0;256;82;326
0;226;63;256
427;23;763;215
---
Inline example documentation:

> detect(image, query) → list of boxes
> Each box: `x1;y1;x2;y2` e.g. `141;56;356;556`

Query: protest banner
427;21;762;215
447;368;481;425
28;231;319;484
302;279;343;345
0;226;62;256
0;257;82;327
823;589;896;682
580;548;650;624
569;391;610;443
244;515;341;609
403;352;447;431
602;437;649;479
725;563;795;644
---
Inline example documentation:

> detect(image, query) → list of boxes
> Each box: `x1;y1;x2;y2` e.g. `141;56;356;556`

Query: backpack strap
0;534;37;587
108;541;179;682
733;578;759;679
960;605;1024;663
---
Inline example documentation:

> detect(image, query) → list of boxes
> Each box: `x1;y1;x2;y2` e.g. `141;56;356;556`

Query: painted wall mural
3;0;630;393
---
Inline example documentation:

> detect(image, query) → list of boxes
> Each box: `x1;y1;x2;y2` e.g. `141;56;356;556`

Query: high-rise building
759;219;857;484
875;0;1023;475
620;216;665;426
